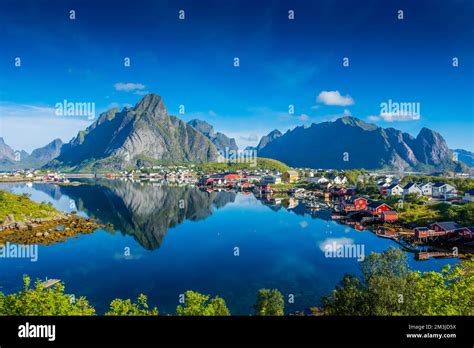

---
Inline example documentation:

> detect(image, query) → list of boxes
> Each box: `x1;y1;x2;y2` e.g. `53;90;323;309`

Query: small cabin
381;211;398;222
366;202;393;215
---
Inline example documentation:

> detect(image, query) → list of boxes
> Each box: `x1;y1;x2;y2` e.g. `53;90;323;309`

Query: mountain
0;138;17;163
245;129;282;152
30;139;63;163
256;129;282;150
187;119;238;153
48;94;219;171
0;138;63;170
259;116;465;172
452;149;474;168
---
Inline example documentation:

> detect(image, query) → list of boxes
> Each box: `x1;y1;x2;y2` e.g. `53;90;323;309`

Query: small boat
305;202;320;209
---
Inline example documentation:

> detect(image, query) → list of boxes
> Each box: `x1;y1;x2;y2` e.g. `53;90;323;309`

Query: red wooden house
416;223;472;239
430;221;461;235
460;227;474;239
340;197;367;212
381;211;398;222
366;201;393;215
223;173;241;180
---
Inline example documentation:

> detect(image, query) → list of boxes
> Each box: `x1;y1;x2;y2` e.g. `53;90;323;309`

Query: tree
176;290;230;316
322;247;474;316
105;294;158;316
0;275;95;315
254;289;284;316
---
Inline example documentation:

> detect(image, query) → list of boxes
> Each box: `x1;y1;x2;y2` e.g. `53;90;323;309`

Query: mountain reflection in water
34;180;237;250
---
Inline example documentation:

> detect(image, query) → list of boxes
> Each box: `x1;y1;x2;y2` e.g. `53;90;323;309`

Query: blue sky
0;0;473;152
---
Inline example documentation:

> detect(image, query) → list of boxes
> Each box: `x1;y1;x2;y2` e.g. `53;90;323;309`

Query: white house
386;183;404;196
402;182;422;196
463;189;474;202
418;182;433;196
332;175;348;185
432;183;457;199
306;176;329;184
260;175;281;185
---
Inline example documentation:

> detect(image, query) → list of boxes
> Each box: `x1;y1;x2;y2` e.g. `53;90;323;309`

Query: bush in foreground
0;276;95;316
176;290;230;316
254;289;284;316
322;247;474;316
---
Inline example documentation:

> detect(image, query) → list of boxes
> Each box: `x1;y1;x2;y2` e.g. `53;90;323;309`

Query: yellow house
282;170;299;183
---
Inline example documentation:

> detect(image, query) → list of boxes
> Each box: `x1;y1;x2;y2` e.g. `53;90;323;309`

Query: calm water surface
0;179;456;314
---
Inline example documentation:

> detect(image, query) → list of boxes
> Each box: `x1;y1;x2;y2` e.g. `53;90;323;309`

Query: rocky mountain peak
256;129;282;150
335;116;378;131
48;94;219;170
188;119;216;138
187;119;238;153
259;115;461;172
133;93;168;118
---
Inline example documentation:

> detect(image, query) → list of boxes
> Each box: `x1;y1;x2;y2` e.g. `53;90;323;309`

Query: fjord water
0;180;454;315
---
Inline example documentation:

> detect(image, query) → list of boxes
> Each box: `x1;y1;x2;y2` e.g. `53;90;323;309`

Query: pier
40;278;61;289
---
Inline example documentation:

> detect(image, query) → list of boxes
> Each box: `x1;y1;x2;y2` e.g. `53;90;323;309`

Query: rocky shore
0;213;106;245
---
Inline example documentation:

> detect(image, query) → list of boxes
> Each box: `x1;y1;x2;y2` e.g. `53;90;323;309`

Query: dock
40;278;61;289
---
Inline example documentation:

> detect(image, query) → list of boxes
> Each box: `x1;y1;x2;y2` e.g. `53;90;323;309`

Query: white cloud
0;103;56;118
316;90;354;106
113;82;146;92
318;237;354;253
0;102;92;152
299;113;309;121
134;90;149;95
367;112;421;122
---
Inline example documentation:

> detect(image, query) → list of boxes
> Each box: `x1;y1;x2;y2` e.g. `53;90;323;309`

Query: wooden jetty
40;278;61;289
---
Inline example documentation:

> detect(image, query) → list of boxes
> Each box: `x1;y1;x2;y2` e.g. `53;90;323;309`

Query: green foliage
176;290;230;316
271;182;310;190
356;179;379;195
444;202;474;226
254;289;284;316
396;201;474;226
105;294;158;316
343;169;367;185
402;193;427;204
0;276;95;315
396;203;441;225
322;247;474;316
0;190;60;223
196;158;290;173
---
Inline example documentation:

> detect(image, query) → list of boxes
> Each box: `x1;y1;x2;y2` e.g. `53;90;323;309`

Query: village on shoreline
1;162;474;259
